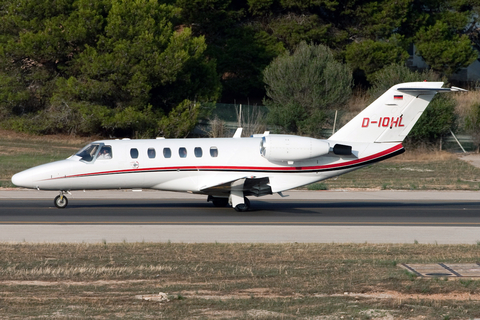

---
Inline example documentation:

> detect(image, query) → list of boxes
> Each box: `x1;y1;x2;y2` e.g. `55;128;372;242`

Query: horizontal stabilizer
397;87;467;93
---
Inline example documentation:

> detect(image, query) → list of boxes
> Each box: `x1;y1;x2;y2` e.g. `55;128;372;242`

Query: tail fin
329;82;465;143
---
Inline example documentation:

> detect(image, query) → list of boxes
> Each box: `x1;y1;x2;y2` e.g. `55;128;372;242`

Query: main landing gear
54;191;69;209
207;195;251;211
233;197;250;212
229;178;250;212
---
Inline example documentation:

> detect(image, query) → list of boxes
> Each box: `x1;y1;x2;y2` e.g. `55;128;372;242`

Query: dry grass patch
386;148;457;162
0;243;480;319
453;90;480;119
0;129;96;145
452;90;480;149
345;88;370;114
333;90;370;130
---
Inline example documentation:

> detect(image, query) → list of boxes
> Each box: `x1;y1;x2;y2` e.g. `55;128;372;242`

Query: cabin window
194;147;203;158
147;148;156;159
130;148;139;159
210;147;218;157
75;144;100;162
97;145;113;160
163;148;171;158
179;147;187;158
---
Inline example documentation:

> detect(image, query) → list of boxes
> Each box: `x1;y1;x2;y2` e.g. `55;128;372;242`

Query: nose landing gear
54;191;70;209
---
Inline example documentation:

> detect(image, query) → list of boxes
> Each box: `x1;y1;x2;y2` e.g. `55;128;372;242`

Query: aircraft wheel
212;198;229;207
234;197;250;212
54;195;68;209
234;204;249;212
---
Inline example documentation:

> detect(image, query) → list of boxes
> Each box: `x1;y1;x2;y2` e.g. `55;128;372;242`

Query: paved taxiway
0;189;479;244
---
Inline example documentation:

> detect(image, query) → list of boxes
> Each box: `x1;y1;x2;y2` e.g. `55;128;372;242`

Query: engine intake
260;135;330;162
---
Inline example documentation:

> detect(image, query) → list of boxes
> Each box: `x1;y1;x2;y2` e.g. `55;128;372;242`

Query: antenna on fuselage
233;128;243;138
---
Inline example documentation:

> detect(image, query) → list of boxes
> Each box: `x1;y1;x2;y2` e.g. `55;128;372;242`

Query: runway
2;198;480;226
0;189;479;244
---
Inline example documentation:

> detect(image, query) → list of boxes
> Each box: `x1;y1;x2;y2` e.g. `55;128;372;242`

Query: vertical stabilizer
329;82;461;143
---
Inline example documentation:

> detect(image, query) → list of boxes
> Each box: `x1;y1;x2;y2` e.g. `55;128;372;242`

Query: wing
200;177;272;197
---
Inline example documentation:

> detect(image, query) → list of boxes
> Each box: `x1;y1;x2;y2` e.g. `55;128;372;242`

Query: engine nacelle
260;135;330;162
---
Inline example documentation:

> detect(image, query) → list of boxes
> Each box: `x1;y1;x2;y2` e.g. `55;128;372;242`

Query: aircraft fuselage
12;136;402;194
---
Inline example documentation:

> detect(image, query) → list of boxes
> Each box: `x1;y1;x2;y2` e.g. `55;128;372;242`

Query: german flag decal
394;95;403;100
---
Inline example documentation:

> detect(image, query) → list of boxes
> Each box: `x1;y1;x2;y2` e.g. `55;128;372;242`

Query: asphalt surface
1;198;480;226
0;189;479;244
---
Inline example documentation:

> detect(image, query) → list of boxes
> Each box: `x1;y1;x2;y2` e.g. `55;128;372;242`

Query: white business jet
11;82;465;211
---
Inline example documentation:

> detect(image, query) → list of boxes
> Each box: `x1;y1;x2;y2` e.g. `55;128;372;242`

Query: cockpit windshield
75;144;100;162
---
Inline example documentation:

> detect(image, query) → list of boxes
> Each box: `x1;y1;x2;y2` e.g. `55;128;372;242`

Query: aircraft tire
54;195;68;209
234;197;251;212
234;204;249;212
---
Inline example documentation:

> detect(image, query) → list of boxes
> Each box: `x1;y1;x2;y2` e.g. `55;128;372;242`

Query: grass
0;242;480;319
0;129;90;187
307;182;328;190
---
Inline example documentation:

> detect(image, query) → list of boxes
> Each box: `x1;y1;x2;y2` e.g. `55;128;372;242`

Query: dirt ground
458;153;480;168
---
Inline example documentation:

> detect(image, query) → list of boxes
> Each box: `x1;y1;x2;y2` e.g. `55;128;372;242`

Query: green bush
406;96;456;145
263;41;352;137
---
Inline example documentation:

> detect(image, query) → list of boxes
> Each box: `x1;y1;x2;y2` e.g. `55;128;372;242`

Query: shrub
263;41;352;137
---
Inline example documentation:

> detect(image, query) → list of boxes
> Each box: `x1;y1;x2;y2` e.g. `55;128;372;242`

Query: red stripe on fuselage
46;144;404;181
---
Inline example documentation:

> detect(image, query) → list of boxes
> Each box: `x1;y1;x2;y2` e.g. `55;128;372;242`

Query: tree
2;0;480;137
177;0;480;102
415;21;477;75
0;0;220;137
345;37;409;82
267;13;332;51
340;0;413;40
263;41;352;137
177;0;284;101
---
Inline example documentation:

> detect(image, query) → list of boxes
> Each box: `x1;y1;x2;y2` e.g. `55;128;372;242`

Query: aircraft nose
12;159;77;189
11;171;32;188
